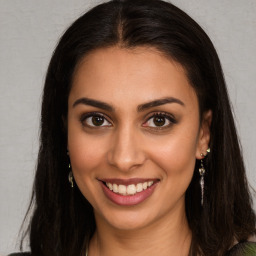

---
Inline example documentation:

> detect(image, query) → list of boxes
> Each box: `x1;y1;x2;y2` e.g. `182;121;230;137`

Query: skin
67;46;211;256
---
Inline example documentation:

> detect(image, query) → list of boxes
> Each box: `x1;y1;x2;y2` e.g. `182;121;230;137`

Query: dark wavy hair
21;0;255;255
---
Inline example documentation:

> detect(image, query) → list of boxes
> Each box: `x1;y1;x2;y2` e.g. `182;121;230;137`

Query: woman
11;0;256;255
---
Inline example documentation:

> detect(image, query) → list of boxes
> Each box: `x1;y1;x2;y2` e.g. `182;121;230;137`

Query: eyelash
142;112;177;130
80;112;112;128
79;111;177;130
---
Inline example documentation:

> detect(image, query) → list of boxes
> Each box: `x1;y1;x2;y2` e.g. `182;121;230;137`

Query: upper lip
99;178;159;185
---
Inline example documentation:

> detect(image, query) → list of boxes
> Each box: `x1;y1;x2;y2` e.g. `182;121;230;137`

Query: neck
89;202;192;256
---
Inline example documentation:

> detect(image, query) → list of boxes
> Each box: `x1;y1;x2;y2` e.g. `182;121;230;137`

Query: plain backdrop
0;0;255;254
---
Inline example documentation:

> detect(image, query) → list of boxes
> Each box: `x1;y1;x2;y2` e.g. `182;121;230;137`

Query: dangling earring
68;163;74;188
199;148;210;206
67;150;74;188
199;159;205;206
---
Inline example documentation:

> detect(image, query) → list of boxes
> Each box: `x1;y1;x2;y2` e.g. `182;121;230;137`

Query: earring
200;148;210;157
67;150;74;188
199;147;210;206
68;163;74;188
199;159;205;206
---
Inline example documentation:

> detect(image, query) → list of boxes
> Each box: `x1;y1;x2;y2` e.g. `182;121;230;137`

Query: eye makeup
142;111;177;131
79;110;177;132
80;112;112;128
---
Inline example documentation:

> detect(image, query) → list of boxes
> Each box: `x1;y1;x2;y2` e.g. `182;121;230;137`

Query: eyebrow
73;98;114;111
72;97;184;112
137;97;185;112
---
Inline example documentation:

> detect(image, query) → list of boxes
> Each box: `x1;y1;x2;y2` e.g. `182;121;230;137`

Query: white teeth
127;184;136;195
113;184;118;193
148;181;153;187
105;181;155;196
136;183;143;192
118;185;126;195
107;182;113;191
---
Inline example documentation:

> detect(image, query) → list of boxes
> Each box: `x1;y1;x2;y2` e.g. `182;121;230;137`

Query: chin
107;212;155;231
93;203;158;231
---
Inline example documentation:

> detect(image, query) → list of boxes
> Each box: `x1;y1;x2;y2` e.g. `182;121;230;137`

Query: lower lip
100;182;158;206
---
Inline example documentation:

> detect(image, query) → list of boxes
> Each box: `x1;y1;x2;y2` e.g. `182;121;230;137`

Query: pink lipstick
99;178;159;206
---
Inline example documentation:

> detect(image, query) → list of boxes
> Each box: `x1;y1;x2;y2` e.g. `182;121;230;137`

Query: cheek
67;124;108;178
149;138;197;207
67;128;110;203
148;127;199;183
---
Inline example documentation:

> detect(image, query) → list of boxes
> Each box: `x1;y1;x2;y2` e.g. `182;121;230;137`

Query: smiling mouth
102;180;157;196
100;178;159;206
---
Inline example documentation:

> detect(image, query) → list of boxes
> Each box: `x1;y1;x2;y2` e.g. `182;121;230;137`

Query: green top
226;241;256;256
8;242;256;256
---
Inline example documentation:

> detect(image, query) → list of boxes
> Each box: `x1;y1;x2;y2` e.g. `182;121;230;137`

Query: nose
107;125;146;172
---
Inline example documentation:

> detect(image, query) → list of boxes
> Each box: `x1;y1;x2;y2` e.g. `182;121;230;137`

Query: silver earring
199;159;205;206
67;150;74;188
199;147;210;206
68;164;74;188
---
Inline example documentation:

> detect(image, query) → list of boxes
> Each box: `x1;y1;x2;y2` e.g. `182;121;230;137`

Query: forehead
70;46;198;110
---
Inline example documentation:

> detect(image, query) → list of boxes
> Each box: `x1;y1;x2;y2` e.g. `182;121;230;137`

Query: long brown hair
21;0;255;255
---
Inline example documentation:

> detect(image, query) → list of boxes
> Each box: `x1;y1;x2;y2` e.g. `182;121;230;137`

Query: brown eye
153;116;166;126
143;113;176;129
92;115;105;126
81;113;112;127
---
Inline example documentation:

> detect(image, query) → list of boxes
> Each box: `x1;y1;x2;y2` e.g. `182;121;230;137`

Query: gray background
0;0;255;254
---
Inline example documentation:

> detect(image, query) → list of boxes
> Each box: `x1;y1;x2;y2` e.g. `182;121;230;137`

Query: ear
196;110;212;159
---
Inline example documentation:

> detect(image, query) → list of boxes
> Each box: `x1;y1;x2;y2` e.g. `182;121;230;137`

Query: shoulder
8;253;31;256
226;241;256;256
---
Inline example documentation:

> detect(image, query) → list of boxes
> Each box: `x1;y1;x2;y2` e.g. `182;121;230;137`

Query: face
67;47;211;231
